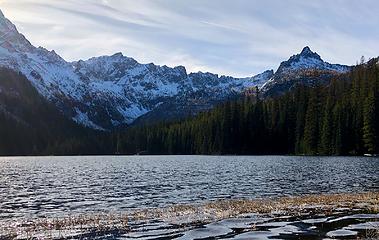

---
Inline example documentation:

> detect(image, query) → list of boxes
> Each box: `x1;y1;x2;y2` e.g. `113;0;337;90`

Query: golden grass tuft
0;192;378;239
129;192;379;222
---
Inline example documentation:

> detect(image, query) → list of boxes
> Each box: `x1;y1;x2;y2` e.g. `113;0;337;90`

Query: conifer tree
320;97;333;155
303;90;319;155
363;89;376;153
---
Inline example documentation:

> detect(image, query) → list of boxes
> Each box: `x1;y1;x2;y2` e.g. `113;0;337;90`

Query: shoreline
0;154;378;158
1;192;378;239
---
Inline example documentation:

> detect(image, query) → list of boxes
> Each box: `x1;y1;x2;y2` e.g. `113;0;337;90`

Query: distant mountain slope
0;10;351;130
0;10;272;130
118;59;379;156
0;68;107;155
261;47;350;96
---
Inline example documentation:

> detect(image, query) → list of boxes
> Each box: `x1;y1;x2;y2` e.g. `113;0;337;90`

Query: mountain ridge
261;46;350;96
0;67;105;155
0;10;351;129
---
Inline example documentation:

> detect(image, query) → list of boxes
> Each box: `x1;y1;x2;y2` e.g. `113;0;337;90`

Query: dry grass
131;192;379;222
1;192;378;239
0;213;129;239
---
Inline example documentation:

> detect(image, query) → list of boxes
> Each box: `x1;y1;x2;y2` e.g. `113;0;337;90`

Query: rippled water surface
0;155;378;222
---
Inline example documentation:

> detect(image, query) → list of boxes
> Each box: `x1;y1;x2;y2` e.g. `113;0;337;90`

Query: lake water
0;155;378;239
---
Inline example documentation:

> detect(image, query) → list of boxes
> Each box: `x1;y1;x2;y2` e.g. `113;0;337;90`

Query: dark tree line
1;59;378;156
0;68;111;156
117;59;379;155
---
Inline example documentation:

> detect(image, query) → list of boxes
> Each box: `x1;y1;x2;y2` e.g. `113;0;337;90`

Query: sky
0;0;378;77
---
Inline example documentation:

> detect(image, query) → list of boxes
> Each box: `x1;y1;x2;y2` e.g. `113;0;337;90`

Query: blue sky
0;0;378;77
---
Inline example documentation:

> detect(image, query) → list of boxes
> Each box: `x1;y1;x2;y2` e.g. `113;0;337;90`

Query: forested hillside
118;59;379;155
0;68;110;156
0;58;378;156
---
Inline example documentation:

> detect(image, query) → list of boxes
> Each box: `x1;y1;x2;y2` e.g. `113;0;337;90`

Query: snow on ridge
260;47;351;94
286;55;349;73
0;12;350;130
277;47;350;74
72;108;105;131
117;104;149;124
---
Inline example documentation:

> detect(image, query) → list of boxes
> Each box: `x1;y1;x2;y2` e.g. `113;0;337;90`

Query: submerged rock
326;229;358;238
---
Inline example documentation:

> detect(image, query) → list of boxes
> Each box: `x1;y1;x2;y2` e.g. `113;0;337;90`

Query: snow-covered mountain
0;10;351;130
261;46;350;96
0;10;273;130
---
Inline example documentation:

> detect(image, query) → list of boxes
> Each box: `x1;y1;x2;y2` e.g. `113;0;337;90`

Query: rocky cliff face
0;10;272;130
261;46;350;96
0;10;351;130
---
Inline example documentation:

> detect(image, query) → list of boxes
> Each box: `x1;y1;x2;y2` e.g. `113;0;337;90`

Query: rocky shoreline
1;192;378;239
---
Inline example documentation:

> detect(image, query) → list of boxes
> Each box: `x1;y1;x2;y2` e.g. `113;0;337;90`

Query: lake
0;155;378;239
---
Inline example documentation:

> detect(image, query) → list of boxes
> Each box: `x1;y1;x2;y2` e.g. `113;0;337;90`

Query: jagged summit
111;52;124;58
291;46;322;62
0;10;16;32
0;9;273;129
261;46;350;96
275;46;347;74
0;10;351;129
300;46;314;55
0;11;34;53
299;46;322;59
301;46;312;53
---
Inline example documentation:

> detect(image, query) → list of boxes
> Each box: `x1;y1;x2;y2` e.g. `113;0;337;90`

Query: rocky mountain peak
276;46;338;75
0;11;33;52
299;46;322;60
288;46;322;63
111;52;125;59
261;46;350;97
0;10;16;33
0;10;351;129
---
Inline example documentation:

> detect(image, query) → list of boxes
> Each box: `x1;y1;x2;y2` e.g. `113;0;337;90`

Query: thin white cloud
0;0;378;77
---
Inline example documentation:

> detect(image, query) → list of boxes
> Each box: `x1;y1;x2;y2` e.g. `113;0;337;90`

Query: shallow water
0;155;378;239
